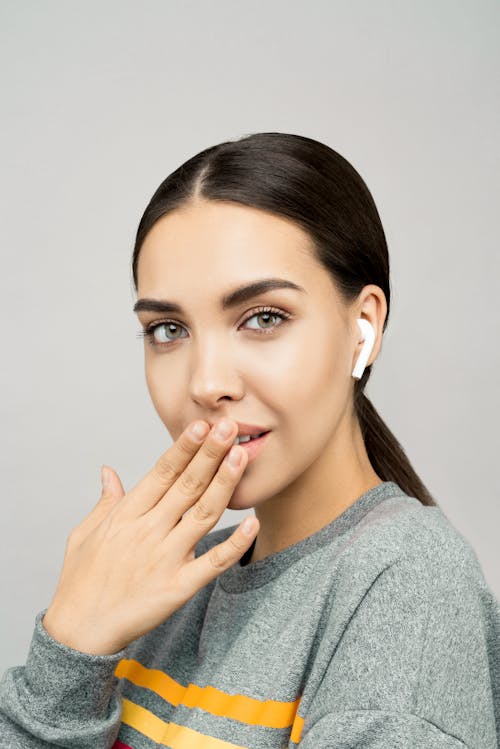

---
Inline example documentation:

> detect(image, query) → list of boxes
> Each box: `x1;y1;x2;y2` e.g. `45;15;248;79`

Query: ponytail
354;385;438;507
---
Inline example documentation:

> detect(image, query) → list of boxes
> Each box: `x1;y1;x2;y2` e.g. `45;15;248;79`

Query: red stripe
112;742;134;749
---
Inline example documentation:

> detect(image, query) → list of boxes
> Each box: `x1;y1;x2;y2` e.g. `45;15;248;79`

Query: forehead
136;200;322;295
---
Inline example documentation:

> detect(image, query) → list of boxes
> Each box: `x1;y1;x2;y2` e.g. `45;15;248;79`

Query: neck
248;410;382;564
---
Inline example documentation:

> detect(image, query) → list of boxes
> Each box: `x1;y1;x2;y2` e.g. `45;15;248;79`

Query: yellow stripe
115;659;186;705
162;721;248;748
116;659;304;741
121;697;168;743
290;712;305;743
181;682;300;728
121;697;249;747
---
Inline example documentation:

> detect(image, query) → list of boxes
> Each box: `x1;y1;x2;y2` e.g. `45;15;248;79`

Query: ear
351;284;387;371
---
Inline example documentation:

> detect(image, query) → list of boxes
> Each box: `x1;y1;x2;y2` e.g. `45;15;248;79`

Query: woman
1;132;499;748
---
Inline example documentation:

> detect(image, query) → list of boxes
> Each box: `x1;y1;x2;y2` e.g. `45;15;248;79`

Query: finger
145;420;241;533
119;420;211;518
103;465;126;499
69;465;127;544
161;442;247;550
183;514;259;592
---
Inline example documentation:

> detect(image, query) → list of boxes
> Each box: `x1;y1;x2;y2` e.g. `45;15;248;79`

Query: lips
203;420;271;437
233;422;270;436
233;430;271;463
234;430;270;445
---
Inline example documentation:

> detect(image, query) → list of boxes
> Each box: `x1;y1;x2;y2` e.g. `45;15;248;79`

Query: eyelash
136;305;292;348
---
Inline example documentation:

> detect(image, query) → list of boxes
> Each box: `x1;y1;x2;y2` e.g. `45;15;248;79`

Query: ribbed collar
218;481;407;593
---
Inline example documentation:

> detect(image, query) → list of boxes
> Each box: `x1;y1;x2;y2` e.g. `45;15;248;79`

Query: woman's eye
148;322;187;345
138;306;291;348
241;309;289;332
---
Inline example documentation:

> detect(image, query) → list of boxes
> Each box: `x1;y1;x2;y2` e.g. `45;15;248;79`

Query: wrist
42;607;122;656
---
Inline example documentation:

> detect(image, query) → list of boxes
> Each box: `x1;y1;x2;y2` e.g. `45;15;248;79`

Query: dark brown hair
131;132;437;507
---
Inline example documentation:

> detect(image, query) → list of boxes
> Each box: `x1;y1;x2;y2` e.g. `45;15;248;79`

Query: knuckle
177;435;196;459
227;533;247;554
207;544;227;570
152;455;178;485
178;470;205;496
203;440;224;460
190;499;215;525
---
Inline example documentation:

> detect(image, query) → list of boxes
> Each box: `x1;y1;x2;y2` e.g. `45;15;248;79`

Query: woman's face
135;198;364;511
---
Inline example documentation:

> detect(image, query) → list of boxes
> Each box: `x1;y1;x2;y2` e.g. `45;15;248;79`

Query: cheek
229;342;349;509
279;332;349;441
287;326;345;399
145;357;183;427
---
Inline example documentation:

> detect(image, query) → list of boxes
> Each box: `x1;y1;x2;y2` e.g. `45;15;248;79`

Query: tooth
233;432;266;445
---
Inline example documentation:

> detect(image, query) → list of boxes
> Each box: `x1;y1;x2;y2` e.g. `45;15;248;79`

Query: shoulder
303;497;500;741
331;494;500;632
342;493;486;582
196;495;493;602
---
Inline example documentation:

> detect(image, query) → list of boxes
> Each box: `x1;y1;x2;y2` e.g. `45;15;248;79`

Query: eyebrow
133;278;306;315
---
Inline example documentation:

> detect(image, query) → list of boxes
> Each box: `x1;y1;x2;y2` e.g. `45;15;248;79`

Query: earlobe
351;319;376;380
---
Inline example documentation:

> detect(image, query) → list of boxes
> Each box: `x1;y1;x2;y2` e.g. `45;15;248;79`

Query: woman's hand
42;418;258;655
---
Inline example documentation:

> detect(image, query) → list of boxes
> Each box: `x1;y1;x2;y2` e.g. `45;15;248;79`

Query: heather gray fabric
0;480;499;748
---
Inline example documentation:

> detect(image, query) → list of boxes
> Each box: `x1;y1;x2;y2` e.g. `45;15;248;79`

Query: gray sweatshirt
1;480;499;748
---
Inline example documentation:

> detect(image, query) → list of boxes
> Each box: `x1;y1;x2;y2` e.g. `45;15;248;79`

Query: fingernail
190;421;209;441
241;517;256;535
227;446;242;467
214;419;233;440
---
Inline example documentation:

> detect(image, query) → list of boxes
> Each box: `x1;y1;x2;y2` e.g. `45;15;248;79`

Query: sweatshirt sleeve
297;533;500;749
0;608;127;748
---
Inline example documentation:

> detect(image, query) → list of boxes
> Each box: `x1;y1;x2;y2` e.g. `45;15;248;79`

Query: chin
225;469;276;511
224;474;262;511
226;490;256;511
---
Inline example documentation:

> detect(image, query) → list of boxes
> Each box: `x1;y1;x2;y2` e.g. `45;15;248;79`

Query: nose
188;340;244;407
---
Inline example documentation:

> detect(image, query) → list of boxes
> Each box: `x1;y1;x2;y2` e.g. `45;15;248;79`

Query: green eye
241;308;288;331
137;305;291;348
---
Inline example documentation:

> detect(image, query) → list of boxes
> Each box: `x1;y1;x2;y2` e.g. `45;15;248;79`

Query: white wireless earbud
352;319;376;380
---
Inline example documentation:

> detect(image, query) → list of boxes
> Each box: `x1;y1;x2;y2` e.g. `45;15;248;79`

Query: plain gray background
1;0;499;674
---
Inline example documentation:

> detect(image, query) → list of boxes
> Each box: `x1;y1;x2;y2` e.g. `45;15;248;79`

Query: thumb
101;464;126;501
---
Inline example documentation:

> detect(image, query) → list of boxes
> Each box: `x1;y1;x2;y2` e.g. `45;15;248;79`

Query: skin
135;197;387;564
